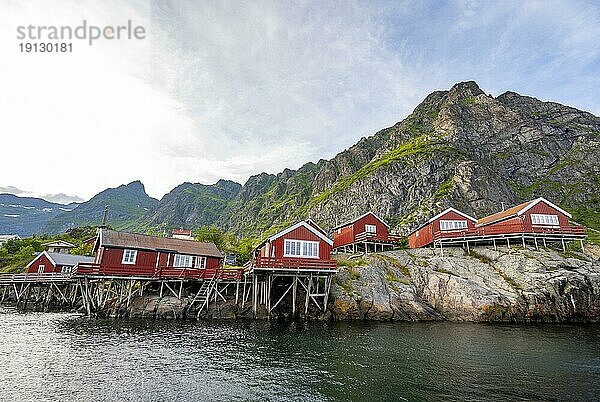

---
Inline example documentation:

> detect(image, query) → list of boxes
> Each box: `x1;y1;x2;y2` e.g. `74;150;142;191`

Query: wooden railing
0;272;73;284
246;256;337;271
432;223;586;241
74;263;244;280
354;231;404;244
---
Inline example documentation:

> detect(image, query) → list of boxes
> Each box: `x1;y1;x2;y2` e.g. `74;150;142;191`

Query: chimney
100;205;109;228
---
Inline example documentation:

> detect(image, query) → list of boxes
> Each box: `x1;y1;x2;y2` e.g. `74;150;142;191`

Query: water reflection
0;310;599;401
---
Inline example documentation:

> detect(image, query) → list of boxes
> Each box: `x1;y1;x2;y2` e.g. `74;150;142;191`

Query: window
365;224;377;233
61;266;72;274
337;229;342;234
440;220;467;231
122;249;137;264
284;239;319;258
194;256;206;269
173;254;192;268
531;214;559;226
38;264;45;273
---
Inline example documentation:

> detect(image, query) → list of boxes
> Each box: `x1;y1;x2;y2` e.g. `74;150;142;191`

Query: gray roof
99;229;223;258
47;252;94;266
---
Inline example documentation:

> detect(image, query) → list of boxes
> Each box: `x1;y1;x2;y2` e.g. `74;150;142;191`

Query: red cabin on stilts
408;208;477;248
332;211;401;253
75;229;238;280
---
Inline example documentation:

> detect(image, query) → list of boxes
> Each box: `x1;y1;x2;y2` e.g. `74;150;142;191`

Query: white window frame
173;254;192;268
531;214;559;227
194;256;207;269
440;220;468;231
284;239;319;258
122;249;137;265
61;266;72;274
38;264;45;273
365;224;377;233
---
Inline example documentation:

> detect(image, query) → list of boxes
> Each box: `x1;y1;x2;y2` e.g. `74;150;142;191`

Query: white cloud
0;0;598;201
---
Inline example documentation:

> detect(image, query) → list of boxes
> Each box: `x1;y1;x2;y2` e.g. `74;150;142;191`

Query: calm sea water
0;309;599;401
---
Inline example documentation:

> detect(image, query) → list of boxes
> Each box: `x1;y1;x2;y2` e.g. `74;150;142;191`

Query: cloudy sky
1;0;599;203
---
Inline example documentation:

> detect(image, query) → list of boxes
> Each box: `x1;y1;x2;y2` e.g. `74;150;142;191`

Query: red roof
476;201;530;226
476;198;571;227
98;229;222;258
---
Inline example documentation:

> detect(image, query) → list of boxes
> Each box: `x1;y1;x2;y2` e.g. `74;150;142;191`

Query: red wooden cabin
408;198;586;252
475;197;584;237
332;211;401;252
75;229;237;280
248;220;337;272
408;208;477;248
27;251;94;275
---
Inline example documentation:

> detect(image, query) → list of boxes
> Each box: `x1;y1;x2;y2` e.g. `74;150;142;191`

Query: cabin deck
333;231;403;254
243;256;338;274
75;263;244;281
432;225;587;255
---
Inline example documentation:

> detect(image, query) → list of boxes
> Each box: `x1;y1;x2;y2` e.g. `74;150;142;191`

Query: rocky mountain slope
40;81;599;237
142;179;241;230
43;181;158;233
218;81;599;236
0;194;78;237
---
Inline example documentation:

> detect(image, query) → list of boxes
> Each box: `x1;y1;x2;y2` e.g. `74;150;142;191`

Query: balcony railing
0;272;73;284
354;231;404;244
74;263;244;280
432;224;586;241
245;256;337;271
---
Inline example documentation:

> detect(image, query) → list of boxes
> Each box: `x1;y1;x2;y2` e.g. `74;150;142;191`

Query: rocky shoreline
83;245;600;323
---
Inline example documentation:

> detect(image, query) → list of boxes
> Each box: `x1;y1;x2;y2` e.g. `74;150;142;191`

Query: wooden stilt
253;274;258;316
562;239;566;252
522;235;526;249
580;239;585;254
534;237;539;250
493;239;497;251
292;275;297;316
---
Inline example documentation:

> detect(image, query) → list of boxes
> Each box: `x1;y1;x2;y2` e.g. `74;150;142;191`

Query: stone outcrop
329;246;600;322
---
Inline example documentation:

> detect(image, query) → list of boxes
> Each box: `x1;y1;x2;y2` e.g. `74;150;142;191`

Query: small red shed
408;208;477;248
77;229;225;279
250;220;336;271
332;211;398;252
27;251;94;274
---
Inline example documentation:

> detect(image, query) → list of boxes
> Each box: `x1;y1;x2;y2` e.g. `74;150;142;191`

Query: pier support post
292;275;297;316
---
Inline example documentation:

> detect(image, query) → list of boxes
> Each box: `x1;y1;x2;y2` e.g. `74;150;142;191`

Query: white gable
517;197;572;218
268;221;334;246
427;207;477;224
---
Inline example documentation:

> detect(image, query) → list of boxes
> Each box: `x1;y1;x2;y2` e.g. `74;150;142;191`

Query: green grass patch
348;267;361;280
335;257;368;268
433;177;454;200
497;270;522;290
385;268;410;286
434;267;458;276
468;250;493;264
298;134;451;211
460;96;477;105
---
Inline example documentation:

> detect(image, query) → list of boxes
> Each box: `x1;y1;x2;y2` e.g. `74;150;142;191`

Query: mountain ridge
6;81;598;238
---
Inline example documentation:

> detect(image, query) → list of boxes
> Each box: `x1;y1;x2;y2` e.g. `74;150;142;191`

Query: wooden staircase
189;274;219;317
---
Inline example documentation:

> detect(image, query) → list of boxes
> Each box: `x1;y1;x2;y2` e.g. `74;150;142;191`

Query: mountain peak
447;81;485;101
